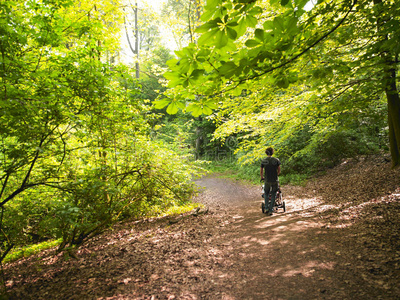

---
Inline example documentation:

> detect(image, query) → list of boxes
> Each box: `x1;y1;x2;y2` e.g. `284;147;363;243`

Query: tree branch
221;0;357;95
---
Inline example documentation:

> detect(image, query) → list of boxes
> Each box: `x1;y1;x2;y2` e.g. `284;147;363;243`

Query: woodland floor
3;154;400;300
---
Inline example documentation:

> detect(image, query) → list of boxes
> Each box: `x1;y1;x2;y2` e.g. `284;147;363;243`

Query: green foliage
204;157;309;186
3;239;62;264
203;159;259;184
136;46;176;102
160;0;400;172
0;0;201;263
279;173;308;186
160;0;204;49
151;107;226;161
151;202;203;218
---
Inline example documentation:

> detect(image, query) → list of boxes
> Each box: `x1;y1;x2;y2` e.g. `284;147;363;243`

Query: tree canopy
1;0;398;270
0;0;200;262
157;0;400;167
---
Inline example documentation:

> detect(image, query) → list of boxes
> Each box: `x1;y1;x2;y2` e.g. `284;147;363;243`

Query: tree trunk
385;72;400;168
373;0;400;168
195;126;203;160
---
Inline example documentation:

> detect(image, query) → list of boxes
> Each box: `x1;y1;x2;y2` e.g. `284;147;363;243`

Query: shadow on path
5;175;400;300
192;176;400;300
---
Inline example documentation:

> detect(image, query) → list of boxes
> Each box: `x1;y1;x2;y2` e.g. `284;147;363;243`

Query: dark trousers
264;182;278;213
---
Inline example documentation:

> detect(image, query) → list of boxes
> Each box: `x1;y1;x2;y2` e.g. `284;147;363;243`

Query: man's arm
260;167;264;180
277;165;281;176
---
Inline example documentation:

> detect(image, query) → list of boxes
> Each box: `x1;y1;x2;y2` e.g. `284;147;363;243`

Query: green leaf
226;27;237;40
287;16;298;30
187;99;216;117
248;6;263;15
206;0;221;9
218;62;238;78
201;8;216;21
198;28;219;46
248;46;262;57
163;71;182;87
196;49;210;62
178;58;191;73
281;0;290;6
219;61;237;73
197;49;211;59
245;15;258;28
227;21;239;27
204;99;218;109
274;16;285;32
153;98;171;109
174;49;185;58
223;39;238;51
294;0;311;9
275;77;289;89
224;2;233;10
186;103;203;117
235;19;248;37
166;58;179;68
245;39;260;47
182;78;190;88
182;45;196;56
215;30;228;48
166;102;179;114
195;20;219;33
176;101;186;109
263;20;274;31
230;86;243;96
288;72;299;83
255;28;264;40
190;69;205;81
202;106;213;115
258;51;274;62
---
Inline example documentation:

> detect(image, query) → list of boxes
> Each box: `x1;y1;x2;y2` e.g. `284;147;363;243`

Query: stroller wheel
283;201;286;212
261;202;265;214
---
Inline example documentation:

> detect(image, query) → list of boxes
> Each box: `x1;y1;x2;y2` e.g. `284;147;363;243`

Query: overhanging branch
221;0;357;95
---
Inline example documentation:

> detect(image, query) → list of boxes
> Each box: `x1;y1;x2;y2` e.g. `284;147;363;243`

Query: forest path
189;175;390;300
5;157;400;299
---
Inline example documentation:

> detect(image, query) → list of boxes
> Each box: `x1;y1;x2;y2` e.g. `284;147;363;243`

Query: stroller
261;184;286;213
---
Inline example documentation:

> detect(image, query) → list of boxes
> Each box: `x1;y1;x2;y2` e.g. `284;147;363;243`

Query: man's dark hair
266;147;274;156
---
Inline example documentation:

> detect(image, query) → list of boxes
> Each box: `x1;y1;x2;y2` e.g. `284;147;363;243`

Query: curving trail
5;158;400;299
191;174;399;300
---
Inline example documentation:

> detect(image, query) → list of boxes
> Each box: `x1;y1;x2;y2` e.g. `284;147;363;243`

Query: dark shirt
261;157;281;183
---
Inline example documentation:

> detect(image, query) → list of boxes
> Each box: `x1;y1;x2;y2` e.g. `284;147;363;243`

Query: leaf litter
3;154;400;299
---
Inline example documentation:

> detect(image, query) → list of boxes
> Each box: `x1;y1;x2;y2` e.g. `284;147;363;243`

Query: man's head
265;147;274;156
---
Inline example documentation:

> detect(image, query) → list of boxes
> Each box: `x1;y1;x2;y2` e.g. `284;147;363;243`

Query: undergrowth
203;159;309;186
3;239;63;264
3;202;201;264
5;158;306;264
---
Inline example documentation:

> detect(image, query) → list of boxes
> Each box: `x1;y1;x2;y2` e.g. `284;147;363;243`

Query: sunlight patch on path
265;261;336;278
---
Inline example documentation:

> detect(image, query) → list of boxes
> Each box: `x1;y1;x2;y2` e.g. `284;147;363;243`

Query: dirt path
4;156;400;299
191;176;399;300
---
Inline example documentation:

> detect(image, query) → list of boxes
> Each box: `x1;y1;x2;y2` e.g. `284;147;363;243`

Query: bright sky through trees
147;0;167;12
120;0;177;64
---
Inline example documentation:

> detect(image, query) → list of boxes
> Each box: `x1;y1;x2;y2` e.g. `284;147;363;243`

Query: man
260;147;281;215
